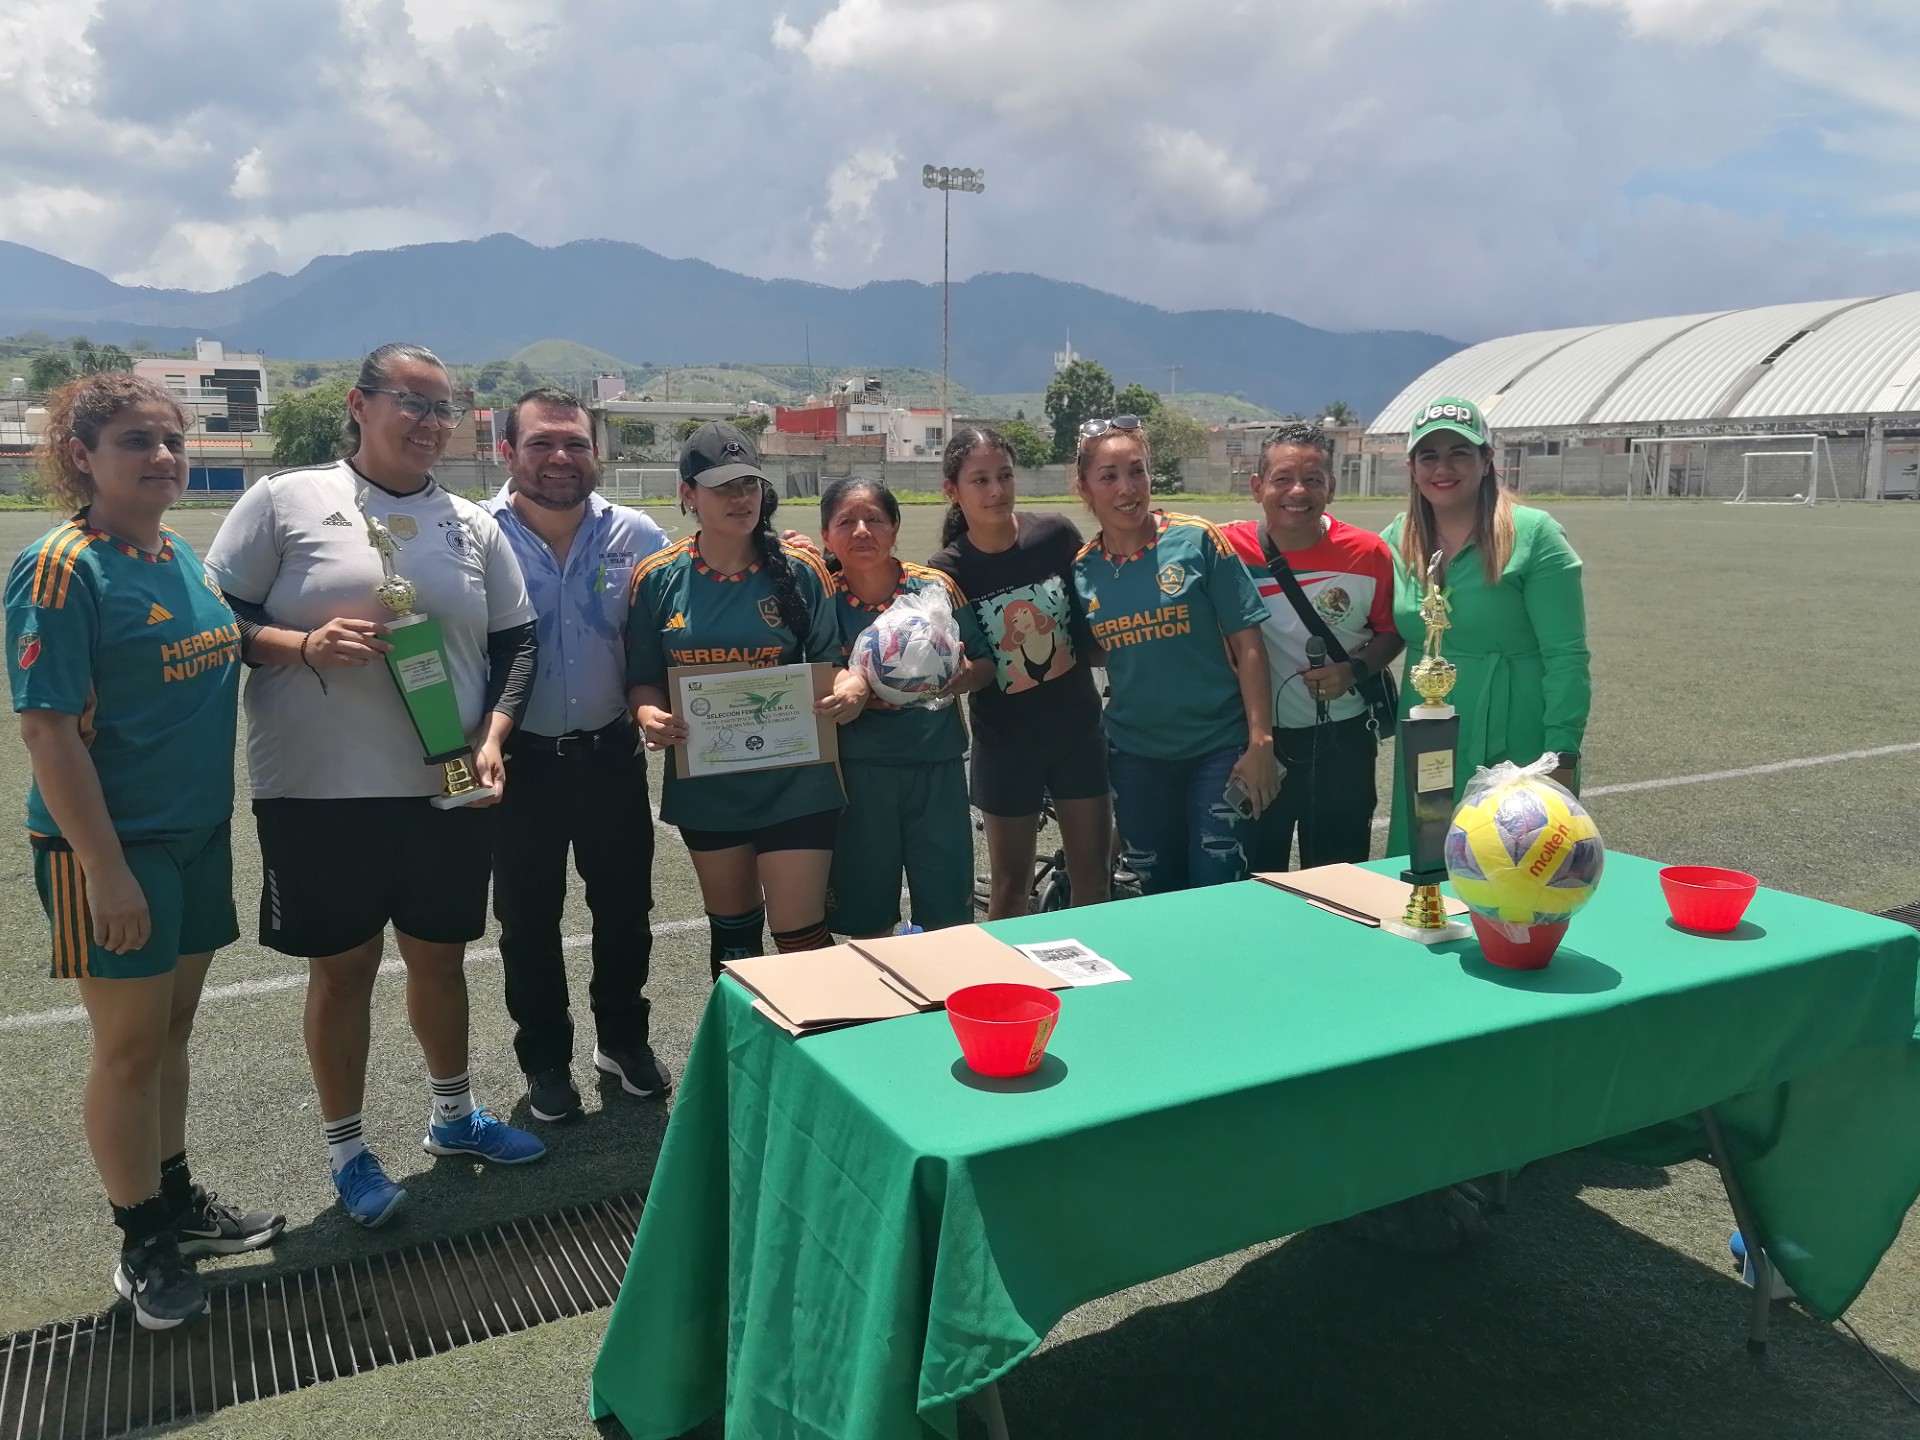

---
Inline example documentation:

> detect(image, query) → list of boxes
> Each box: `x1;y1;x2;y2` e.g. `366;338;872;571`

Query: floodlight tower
921;163;985;429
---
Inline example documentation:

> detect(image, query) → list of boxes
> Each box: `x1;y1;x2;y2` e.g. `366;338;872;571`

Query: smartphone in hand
1222;776;1256;820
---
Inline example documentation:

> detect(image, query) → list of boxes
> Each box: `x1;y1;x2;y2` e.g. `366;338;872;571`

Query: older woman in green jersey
1381;397;1591;855
6;376;283;1332
1070;417;1278;894
629;423;854;971
818;477;993;937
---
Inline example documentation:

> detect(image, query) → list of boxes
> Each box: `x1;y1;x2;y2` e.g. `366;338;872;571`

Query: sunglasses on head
1078;414;1143;441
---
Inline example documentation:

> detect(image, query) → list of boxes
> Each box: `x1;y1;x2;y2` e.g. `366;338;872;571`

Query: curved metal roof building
1367;292;1920;437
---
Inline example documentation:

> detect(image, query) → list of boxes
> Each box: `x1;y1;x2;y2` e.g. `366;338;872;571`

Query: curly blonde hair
37;374;189;514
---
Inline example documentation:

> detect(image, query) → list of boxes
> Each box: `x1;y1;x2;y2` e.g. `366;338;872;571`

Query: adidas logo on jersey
322;511;352;526
146;603;174;625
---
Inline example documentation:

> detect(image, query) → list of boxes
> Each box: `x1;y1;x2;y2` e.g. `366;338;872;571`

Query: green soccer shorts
827;759;973;937
35;821;239;980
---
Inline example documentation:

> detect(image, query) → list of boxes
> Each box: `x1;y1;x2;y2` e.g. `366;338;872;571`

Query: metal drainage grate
1878;901;1920;932
0;1193;640;1440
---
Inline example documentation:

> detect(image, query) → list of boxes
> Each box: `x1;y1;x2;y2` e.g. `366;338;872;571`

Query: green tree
85;344;132;375
1322;399;1357;425
1044;359;1116;462
1114;381;1161;419
128;336;154;354
998;417;1052;469
1146;408;1211;494
266;380;350;466
674;417;705;444
733;413;770;439
618;420;657;448
293;363;324;387
27;353;74;392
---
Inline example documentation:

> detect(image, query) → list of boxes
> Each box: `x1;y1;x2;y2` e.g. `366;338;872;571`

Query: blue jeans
1107;743;1256;896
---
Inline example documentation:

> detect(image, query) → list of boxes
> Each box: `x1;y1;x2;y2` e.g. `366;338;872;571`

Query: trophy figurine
357;494;495;808
1383;550;1471;943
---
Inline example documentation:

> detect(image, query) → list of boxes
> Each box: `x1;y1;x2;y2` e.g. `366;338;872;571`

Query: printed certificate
669;662;838;779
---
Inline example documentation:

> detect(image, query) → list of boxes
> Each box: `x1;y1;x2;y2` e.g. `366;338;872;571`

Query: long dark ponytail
750;482;811;637
939;425;1019;547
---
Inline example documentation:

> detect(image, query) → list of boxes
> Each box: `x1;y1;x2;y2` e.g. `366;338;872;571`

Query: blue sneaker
423;1106;547;1165
332;1150;407;1228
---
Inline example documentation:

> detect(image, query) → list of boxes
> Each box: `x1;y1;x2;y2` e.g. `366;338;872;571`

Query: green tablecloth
590;854;1920;1440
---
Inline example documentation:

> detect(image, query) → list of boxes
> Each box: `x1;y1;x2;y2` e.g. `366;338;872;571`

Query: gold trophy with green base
1383;550;1472;943
357;494;494;808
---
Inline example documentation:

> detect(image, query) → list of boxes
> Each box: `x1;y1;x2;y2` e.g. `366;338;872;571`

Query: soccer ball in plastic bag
853;588;965;707
1444;764;1604;926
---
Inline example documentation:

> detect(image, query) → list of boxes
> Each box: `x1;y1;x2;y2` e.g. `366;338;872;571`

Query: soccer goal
1626;433;1842;505
606;467;679;502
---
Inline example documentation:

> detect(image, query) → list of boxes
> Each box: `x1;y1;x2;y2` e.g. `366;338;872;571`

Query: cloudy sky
2;0;1917;340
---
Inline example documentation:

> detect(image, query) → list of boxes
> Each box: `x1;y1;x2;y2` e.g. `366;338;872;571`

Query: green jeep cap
1406;396;1490;453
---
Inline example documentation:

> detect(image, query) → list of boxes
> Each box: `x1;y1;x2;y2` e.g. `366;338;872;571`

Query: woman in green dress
1381;397;1591;855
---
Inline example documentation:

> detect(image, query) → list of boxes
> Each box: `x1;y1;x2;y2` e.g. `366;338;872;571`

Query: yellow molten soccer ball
1445;777;1605;926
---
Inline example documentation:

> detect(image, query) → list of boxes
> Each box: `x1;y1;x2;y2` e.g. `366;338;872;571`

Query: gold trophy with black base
1383;551;1472;943
357;494;494;808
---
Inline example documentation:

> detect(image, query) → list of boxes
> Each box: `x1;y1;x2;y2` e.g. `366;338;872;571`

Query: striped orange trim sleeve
31;526;90;608
628;537;692;603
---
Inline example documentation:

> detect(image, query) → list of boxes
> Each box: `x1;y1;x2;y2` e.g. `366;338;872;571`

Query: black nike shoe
114;1234;207;1330
526;1067;583;1123
594;1043;672;1099
173;1185;286;1258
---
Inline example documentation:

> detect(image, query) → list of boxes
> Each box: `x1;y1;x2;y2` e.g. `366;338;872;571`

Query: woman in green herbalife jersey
818;478;993;937
1381;396;1591;855
1070;417;1279;895
629;423;856;972
5;375;283;1333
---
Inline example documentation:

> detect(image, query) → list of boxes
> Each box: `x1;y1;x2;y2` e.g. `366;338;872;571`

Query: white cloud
812;147;902;265
0;0;1915;341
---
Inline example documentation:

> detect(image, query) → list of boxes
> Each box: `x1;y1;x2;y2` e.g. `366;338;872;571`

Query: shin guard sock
772;919;833;953
708;906;766;979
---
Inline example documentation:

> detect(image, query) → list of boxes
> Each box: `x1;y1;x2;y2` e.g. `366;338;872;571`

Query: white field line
1358;740;1920;828
0;917;706;1035
7;744;1911;1034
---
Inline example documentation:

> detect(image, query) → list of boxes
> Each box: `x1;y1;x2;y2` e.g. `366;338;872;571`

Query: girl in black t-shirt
927;427;1113;918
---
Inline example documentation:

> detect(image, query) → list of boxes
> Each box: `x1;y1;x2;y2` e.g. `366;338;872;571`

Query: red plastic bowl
1660;865;1759;932
947;983;1061;1078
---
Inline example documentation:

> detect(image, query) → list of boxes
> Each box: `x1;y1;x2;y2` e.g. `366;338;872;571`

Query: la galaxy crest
758;596;783;628
1156;562;1186;597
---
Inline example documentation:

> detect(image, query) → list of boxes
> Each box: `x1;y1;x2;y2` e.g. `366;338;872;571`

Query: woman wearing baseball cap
627;422;855;971
1381;397;1591;855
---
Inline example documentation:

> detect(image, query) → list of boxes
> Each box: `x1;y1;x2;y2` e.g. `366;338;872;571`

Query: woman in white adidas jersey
206;343;545;1230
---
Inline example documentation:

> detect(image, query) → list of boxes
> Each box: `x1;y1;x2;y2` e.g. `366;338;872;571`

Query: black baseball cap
680;421;768;488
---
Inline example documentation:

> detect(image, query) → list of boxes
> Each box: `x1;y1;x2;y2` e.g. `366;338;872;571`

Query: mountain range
0;234;1461;415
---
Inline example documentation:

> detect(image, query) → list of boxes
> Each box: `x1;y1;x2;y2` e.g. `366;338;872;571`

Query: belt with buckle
510;717;637;759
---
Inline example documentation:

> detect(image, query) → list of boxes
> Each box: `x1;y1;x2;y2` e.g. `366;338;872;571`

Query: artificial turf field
3;495;1920;1438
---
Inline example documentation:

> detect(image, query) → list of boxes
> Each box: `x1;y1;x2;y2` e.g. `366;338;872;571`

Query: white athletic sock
324;1113;366;1173
429;1072;475;1128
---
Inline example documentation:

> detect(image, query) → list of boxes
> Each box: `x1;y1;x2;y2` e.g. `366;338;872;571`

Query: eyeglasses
1078;414;1142;441
363;389;469;425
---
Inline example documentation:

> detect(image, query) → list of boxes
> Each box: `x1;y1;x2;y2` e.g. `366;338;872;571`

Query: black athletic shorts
679;807;839;855
253;797;495;957
969;726;1110;818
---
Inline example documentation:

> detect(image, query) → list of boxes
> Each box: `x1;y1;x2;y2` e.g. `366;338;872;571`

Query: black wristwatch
1348;657;1371;685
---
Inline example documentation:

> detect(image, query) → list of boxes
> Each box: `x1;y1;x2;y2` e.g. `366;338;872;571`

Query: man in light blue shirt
483;387;670;1122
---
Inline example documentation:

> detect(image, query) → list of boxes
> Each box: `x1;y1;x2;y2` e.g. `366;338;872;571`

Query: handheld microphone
1305;635;1330;724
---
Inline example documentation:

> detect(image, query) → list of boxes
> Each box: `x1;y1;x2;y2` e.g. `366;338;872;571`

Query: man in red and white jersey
1222;423;1402;870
